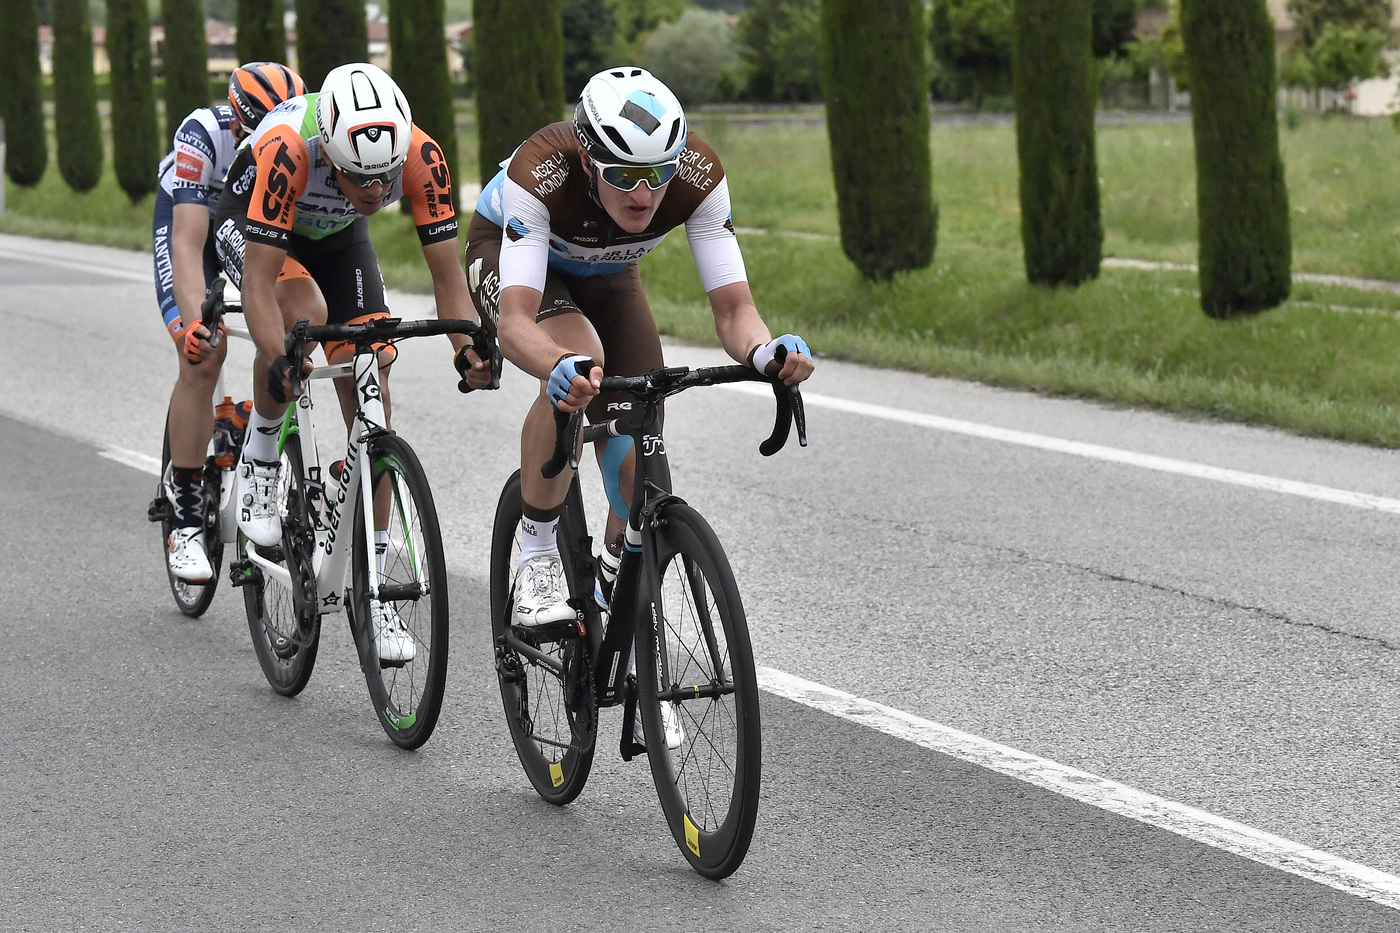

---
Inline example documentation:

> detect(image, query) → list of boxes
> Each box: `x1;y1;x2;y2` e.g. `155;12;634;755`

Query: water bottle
213;398;252;468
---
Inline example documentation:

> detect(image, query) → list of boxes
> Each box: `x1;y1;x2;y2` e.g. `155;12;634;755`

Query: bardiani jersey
156;104;240;209
474;122;746;293
222;94;458;247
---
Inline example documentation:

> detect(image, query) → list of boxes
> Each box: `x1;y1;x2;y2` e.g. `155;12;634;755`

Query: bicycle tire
489;470;597;804
158;414;223;617
243;434;321;696
635;503;761;879
349;434;450;749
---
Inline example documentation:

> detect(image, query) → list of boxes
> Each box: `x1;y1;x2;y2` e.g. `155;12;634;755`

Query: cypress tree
1181;0;1291;317
390;0;458;186
52;0;103;192
474;0;563;184
818;0;935;280
237;0;287;66
1012;0;1101;286
109;0;161;200
0;0;48;186
163;0;210;144
296;0;368;88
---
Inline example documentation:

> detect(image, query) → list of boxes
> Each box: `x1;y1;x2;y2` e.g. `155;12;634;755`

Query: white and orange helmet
316;62;413;184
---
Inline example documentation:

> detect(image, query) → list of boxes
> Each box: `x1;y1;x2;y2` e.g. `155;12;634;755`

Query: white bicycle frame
233;333;412;620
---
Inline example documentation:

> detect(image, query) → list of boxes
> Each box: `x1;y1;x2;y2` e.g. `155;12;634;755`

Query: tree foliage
237;0;287;65
390;0;459;189
0;0;48;186
607;0;689;58
163;0;210;144
1308;21;1389;86
109;0;161;199
1286;0;1392;46
929;0;1015;105
643;8;739;103
820;0;936;280
475;0;563;184
1013;0;1101;286
735;0;822;102
52;0;103;191
296;0;367;88
1092;0;1141;56
1182;0;1291;316
563;0;615;99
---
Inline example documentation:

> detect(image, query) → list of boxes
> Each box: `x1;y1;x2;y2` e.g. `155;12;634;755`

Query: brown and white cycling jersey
473;122;746;293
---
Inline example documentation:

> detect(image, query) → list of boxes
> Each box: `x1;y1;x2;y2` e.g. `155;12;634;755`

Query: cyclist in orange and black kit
465;68;814;709
213;62;494;660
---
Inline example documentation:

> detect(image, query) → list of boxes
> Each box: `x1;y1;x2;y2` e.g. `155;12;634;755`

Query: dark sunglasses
333;163;403;189
594;158;679;193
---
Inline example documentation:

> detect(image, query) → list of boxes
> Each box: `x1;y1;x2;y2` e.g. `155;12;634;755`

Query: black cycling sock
169;466;205;529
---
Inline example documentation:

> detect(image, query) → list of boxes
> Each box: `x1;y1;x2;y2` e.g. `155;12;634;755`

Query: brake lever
542;407;583;479
200;278;226;350
457;324;503;394
284;317;310;400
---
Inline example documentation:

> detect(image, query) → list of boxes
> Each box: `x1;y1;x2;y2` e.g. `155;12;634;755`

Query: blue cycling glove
548;354;594;405
750;334;811;375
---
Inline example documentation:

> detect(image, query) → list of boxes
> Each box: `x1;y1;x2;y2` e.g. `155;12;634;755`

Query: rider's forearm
422;239;478;352
709;282;771;365
498;284;566;378
170;205;212;330
242;243;289;362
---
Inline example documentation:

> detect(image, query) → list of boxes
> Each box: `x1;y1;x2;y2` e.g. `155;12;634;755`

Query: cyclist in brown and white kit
466;68;814;687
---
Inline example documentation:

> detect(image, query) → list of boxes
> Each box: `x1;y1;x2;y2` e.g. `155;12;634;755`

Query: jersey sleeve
497;176;553;294
243;130;310;248
170;112;220;207
401;125;459;246
685;176;748;293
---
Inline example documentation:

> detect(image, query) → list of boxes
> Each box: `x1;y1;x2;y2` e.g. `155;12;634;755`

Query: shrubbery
643;9;740;104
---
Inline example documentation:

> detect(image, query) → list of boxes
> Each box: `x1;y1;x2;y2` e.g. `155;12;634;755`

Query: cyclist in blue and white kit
154;62;306;582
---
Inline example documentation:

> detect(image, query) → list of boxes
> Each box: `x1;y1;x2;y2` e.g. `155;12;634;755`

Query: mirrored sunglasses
597;159;679;193
334;163;403;189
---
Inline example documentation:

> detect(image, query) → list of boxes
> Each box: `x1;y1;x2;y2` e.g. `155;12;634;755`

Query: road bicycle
147;279;249;617
228;311;496;749
489;353;806;878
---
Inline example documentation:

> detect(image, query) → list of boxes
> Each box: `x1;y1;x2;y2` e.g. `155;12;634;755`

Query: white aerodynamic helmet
574;67;687;166
316;62;412;183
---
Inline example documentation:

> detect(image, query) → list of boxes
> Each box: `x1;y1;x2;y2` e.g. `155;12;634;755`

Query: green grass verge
6;112;1400;445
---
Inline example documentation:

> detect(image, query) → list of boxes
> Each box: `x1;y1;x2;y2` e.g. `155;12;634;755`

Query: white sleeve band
750;339;777;374
686;176;748;294
497;175;553;294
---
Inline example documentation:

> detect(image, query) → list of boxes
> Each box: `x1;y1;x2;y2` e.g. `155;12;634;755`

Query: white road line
758;666;1400;911
722;382;1400;515
0;246;151;284
100;446;161;476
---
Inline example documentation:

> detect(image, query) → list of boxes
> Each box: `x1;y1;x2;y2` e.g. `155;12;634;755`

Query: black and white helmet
316;62;412;181
574;67;687;166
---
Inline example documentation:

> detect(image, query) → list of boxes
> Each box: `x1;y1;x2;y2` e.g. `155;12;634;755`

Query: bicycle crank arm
244;545;294;589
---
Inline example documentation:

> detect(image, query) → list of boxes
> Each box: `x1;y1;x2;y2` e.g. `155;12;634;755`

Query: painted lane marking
0;246;151;284
721;382;1400;515
101;446;161;475
758;666;1400;911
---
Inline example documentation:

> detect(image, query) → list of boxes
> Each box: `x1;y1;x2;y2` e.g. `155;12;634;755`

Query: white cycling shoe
237;458;282;548
634;700;685;751
167;527;213;582
371;601;416;666
512;554;576;629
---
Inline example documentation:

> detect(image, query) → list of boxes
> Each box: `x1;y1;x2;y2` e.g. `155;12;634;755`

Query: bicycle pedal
229;560;260;588
147;497;172;523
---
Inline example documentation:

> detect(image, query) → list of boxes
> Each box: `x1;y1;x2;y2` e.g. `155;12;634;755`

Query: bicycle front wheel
489;470;596;804
157;415;222;617
350;434;449;750
242;435;321;696
636;503;761;879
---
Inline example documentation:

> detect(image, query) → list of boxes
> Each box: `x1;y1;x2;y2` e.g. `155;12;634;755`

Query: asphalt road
1;233;1397;931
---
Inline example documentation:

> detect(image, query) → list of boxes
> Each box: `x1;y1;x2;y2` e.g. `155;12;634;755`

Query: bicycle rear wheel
242;434;321;696
489;470;596;804
635;503;761;879
156;414;223;617
350;434;449;749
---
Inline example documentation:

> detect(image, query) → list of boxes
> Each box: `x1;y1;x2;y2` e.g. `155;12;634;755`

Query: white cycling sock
242;408;282;464
518;515;558;571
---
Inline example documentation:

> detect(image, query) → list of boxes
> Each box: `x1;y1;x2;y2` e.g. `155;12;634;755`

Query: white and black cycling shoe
634;700;686;752
237;458;282;548
167;527;213;582
512;554;576;629
371;601;416;666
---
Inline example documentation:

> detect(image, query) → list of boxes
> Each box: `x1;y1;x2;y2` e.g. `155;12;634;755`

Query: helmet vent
350;70;383;111
602;125;633;156
665;120;681;152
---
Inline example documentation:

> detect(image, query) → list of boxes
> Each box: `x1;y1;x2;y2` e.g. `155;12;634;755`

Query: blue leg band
600;435;634;522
